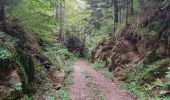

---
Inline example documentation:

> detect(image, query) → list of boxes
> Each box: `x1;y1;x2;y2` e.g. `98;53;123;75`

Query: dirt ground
70;59;135;100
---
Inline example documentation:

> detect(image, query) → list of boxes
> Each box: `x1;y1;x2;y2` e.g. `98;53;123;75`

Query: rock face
91;35;169;75
91;4;170;76
49;70;65;90
0;67;22;99
0;19;38;99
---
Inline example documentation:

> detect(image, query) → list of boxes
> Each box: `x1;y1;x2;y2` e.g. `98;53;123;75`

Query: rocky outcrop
92;37;140;72
0;19;39;98
0;69;22;99
91;3;170;76
91;34;169;77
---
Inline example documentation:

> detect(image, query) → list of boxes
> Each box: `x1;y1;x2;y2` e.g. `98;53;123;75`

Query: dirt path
70;59;135;100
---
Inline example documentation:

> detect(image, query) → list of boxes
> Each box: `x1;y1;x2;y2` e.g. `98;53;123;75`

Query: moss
0;19;38;98
15;49;36;94
5;47;36;96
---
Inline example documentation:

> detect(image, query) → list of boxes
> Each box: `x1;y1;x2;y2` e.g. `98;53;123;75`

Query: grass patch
63;58;78;85
63;73;73;85
121;82;145;100
91;63;113;79
56;89;70;100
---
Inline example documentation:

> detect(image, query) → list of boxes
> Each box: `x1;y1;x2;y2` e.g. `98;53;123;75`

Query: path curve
70;59;135;100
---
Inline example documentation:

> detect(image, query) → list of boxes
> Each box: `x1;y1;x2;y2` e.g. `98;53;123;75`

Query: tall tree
118;0;121;23
125;0;129;26
113;0;119;24
0;0;5;31
112;0;119;32
56;0;59;18
139;0;145;11
55;0;65;42
59;3;64;42
131;0;134;15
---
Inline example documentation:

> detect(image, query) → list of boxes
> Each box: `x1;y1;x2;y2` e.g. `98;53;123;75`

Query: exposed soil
70;59;135;100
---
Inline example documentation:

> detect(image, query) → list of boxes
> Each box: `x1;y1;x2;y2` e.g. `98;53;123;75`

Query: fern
10;83;22;92
166;67;170;86
0;47;12;60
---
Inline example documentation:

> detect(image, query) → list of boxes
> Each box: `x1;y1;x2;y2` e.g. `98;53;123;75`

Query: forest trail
70;59;135;100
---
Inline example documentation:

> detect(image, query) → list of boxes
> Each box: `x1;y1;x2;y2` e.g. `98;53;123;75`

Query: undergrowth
122;58;170;99
55;60;75;100
91;62;113;79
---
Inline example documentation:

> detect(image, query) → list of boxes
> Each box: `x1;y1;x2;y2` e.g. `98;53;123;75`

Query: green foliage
10;83;22;92
123;58;169;99
63;72;73;85
0;32;17;60
162;0;170;9
11;0;57;31
45;96;55;100
36;32;56;44
166;67;170;87
0;32;18;46
1;0;169;99
166;68;170;78
122;82;145;99
7;0;59;46
56;90;69;100
114;23;126;39
23;95;34;100
99;96;105;100
124;58;169;83
64;0;90;36
86;34;109;58
42;43;76;71
0;47;12;60
91;63;113;79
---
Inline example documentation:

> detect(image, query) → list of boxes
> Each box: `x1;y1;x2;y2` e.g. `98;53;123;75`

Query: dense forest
0;0;170;99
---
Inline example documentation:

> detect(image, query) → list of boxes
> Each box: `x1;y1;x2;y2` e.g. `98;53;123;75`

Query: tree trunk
0;0;5;31
56;0;59;18
118;0;121;23
131;0;134;15
113;0;119;24
125;0;129;26
119;8;121;23
139;0;145;11
0;0;3;22
59;3;64;42
113;0;119;32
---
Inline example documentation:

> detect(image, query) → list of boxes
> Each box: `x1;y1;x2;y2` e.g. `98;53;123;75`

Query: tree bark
139;0;145;11
113;0;119;32
0;0;3;22
0;0;5;31
113;0;119;24
59;3;64;42
131;0;134;15
125;0;129;26
56;0;59;18
118;0;121;23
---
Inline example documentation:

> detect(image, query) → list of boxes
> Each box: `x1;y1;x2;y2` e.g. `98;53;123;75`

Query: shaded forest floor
69;59;135;100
